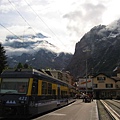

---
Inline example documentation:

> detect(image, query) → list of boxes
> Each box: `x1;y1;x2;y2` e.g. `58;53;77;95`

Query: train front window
0;78;29;94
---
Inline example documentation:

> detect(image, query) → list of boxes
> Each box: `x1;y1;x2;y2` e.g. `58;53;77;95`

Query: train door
31;79;38;95
57;85;61;99
30;78;38;105
52;83;57;99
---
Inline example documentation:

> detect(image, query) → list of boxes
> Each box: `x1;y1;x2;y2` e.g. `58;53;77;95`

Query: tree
23;63;29;68
0;43;7;73
17;62;23;69
16;63;32;69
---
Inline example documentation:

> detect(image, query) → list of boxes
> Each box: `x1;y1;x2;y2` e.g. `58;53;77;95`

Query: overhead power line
24;0;65;46
0;23;22;40
7;0;65;46
0;23;37;53
8;0;37;35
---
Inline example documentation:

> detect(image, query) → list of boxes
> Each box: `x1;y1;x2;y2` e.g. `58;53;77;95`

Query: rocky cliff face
66;19;120;78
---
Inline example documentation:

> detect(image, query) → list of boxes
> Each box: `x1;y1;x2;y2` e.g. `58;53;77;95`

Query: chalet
92;73;120;99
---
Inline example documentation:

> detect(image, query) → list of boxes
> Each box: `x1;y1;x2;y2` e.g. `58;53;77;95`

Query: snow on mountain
99;19;120;39
4;33;63;56
107;19;120;31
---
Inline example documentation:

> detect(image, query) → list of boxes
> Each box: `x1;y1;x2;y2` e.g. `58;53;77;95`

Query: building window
93;84;98;88
116;85;119;88
97;77;106;82
106;84;113;88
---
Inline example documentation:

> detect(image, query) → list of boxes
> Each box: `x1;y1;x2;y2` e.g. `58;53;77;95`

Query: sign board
78;78;92;89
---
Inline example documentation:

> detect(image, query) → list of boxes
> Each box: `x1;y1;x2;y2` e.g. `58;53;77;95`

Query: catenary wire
7;0;37;35
0;23;38;54
0;23;22;40
8;0;65;47
24;0;65;46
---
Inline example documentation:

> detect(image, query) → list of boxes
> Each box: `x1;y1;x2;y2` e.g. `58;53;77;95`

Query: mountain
66;19;120;78
7;50;72;70
4;33;73;70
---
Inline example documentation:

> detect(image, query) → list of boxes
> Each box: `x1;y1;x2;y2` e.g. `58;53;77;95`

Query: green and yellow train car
0;69;76;118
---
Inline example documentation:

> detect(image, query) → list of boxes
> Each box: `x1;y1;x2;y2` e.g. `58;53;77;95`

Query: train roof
0;69;69;86
1;69;36;78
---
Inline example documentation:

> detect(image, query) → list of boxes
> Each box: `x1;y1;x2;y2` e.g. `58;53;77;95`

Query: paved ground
33;99;99;120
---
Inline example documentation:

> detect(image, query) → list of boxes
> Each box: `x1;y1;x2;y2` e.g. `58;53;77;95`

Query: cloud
1;0;120;54
0;0;13;13
5;46;32;56
63;3;106;40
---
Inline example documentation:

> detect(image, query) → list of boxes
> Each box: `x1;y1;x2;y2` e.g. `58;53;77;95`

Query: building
49;70;63;80
92;73;120;99
45;70;74;86
77;72;120;99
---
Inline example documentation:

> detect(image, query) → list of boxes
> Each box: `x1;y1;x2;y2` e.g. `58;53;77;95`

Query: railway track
98;100;120;120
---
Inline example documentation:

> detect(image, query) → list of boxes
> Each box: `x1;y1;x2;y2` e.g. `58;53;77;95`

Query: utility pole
91;68;94;92
86;59;88;94
83;48;91;94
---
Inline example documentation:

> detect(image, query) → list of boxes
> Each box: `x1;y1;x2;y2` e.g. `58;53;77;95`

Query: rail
100;100;120;120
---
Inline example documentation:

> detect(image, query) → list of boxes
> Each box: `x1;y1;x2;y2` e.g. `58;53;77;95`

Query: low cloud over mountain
4;33;64;56
4;33;72;70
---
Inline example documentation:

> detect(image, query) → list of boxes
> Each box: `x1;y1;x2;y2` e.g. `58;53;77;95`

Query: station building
92;73;120;99
78;73;120;99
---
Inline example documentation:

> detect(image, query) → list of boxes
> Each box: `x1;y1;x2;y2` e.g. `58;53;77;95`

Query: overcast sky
0;0;120;54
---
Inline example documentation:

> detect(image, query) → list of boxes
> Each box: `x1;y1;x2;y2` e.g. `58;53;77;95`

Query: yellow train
0;69;76;118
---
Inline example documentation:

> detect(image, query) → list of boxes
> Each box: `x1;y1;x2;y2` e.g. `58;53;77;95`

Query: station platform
34;99;99;120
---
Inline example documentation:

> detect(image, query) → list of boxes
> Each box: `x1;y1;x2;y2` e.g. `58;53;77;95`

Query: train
0;69;77;118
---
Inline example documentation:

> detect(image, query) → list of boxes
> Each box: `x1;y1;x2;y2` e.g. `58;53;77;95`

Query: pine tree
0;43;7;73
23;63;29;68
17;62;23;69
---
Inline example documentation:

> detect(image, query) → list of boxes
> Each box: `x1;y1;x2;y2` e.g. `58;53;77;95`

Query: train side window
31;79;38;95
52;89;56;95
48;83;52;94
42;81;47;95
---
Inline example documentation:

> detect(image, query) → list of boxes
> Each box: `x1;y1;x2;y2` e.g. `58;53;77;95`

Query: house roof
117;68;120;73
92;73;117;82
111;77;120;81
92;73;111;78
